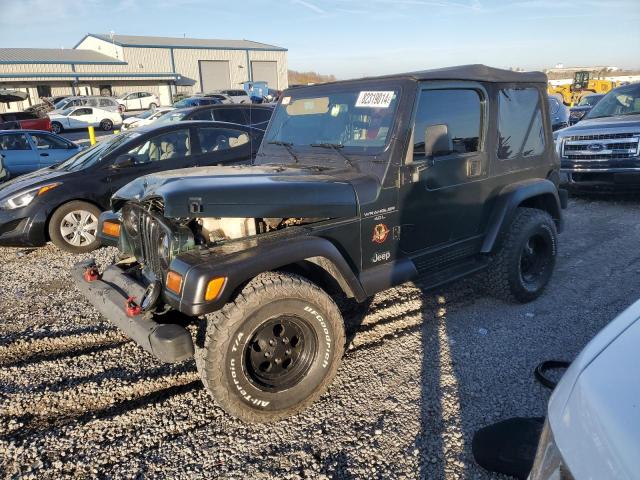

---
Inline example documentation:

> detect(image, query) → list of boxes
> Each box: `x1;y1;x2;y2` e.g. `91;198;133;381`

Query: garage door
251;61;278;89
199;60;231;92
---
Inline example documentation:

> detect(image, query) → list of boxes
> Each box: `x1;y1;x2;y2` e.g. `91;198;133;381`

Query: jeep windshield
259;88;400;167
585;84;640;119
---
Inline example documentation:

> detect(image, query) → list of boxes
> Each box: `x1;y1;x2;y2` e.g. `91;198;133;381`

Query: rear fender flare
481;179;562;254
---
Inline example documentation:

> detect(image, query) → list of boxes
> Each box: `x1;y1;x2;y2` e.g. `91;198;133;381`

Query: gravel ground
1;196;640;479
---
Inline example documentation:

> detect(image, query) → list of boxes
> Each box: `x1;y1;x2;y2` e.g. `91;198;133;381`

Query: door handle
40;153;49;157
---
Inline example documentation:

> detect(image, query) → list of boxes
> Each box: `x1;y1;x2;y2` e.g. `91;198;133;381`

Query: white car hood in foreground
548;299;640;480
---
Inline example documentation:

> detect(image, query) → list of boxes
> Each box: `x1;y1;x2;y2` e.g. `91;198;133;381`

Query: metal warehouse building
0;33;288;112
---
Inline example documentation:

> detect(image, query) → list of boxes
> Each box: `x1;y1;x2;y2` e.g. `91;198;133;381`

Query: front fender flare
168;235;367;316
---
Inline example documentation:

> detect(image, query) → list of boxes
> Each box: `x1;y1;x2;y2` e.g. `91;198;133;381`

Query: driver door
399;83;489;255
67;108;94;128
107;127;196;194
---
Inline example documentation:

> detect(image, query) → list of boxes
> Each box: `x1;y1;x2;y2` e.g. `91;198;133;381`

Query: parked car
49;107;123;134
172;97;222;108
219;89;251;104
0;111;51;132
0;130;81;180
116;92;161;112
52;96;120;114
548;96;569;131
0;121;263;253
156;103;274;130
74;65;566;423
199;92;233;104
529;298;640;480
555;82;640;192
121;107;174;130
568;93;605;125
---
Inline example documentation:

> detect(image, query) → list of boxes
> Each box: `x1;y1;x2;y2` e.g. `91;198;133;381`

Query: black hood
562;114;640;132
0;167;70;199
112;164;380;218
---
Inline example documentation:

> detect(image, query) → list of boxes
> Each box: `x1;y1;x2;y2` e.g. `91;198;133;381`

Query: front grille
561;132;640;161
124;202;170;283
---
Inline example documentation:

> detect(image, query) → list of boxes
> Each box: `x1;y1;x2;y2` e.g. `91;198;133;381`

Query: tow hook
125;296;142;317
83;265;100;282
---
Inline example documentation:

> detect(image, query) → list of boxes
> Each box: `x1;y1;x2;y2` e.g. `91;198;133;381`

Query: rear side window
247;108;272;124
198;127;250;152
0;133;31;151
214;108;246;124
99;98;114;107
413;89;482;159
498;88;545;160
190;109;215;121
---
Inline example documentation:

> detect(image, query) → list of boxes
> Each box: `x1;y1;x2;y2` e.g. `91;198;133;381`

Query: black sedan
157;104;273;130
0;121;263;253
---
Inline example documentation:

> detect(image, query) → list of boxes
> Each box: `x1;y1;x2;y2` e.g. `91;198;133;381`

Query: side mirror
112;154;134;169
424;124;452;157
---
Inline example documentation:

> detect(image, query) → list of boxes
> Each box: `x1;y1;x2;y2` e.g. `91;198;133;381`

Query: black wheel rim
244;316;317;391
519;233;551;287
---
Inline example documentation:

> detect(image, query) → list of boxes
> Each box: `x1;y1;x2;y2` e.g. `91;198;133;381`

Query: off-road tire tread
483;207;556;303
195;271;345;423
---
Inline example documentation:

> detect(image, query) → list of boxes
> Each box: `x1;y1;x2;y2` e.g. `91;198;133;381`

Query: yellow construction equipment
548;70;617;106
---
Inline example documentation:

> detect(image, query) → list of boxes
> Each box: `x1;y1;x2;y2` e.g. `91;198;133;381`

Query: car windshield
263;88;400;157
173;99;193;108
585;85;640;119
577;95;603;107
155;110;187;124
135;110;155;120
54;100;69;109
55;132;141;171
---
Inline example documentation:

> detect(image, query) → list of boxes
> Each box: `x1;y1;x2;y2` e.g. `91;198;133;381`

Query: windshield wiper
268;141;299;163
310;143;354;168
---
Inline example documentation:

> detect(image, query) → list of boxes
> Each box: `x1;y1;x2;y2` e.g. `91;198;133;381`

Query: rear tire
100;119;113;131
118;104;126;113
51;122;63;134
148;103;157;110
48;201;102;254
195;272;345;423
483;208;557;303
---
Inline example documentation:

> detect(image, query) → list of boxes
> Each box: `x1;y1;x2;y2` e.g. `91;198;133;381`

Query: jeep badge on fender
73;65;566;423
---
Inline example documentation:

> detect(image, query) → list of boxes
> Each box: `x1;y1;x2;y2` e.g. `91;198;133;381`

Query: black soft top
305;64;546;87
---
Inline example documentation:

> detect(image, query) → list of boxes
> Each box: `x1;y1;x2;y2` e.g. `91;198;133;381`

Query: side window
246;108;272;124
413;89;482;160
0;133;31;151
30;133;69;150
99;98;112;107
215;108;246;124
126;129;191;163
190;109;215;121
497;88;545;160
197;127;250;153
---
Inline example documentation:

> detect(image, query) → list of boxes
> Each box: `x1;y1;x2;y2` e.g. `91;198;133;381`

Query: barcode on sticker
355;91;394;108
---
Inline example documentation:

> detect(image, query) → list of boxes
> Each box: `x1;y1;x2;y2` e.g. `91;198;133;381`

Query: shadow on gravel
0;324;116;348
2;378;202;444
0;339;129;369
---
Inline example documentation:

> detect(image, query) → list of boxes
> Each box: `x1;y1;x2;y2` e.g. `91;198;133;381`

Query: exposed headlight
529;420;575;480
122;204;140;237
0;183;61;210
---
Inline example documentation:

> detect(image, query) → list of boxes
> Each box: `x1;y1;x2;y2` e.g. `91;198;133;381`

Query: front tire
100;119;113;131
48;201;101;253
483;208;557;303
195;272;345;423
51;122;63;134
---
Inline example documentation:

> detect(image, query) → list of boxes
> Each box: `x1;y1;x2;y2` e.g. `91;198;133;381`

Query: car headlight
529;420;575;480
0;183;61;210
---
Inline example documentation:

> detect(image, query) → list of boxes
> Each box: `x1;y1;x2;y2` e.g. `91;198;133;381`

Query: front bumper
72;259;194;363
560;167;640;191
0;207;48;247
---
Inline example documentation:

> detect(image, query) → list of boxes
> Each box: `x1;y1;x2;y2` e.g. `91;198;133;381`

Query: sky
1;0;639;79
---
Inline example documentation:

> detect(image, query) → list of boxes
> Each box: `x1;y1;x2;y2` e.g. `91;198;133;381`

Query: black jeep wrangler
74;65;566;423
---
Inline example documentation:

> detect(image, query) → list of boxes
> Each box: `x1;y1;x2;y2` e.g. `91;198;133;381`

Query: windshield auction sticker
355;91;394;108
